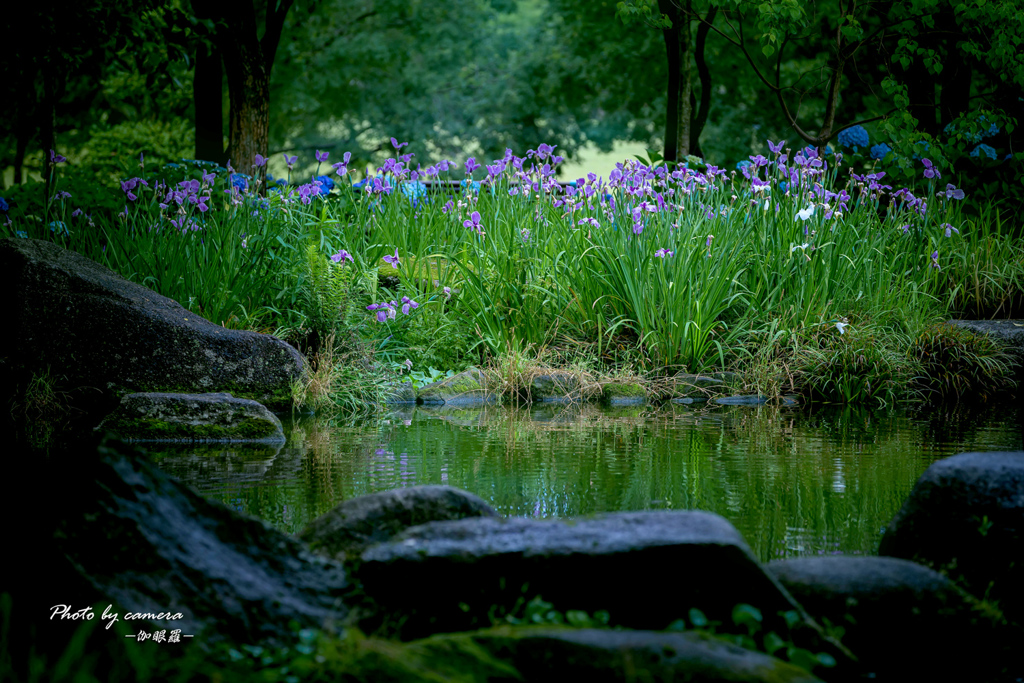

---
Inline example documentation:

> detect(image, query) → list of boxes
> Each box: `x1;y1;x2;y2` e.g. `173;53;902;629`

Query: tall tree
616;0;717;162
193;0;299;183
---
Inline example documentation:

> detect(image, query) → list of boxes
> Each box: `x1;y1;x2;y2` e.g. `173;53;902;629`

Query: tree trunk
659;0;692;163
208;0;269;190
689;6;715;158
194;43;226;166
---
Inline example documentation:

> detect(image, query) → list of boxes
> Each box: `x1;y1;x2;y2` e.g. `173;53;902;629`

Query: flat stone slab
299;486;498;563
401;626;825;682
417;367;496;406
768;555;1015;680
356;511;843;658
98;392;285;443
878;451;1024;623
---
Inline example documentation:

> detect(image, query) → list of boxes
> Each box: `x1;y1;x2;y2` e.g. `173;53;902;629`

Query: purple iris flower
442;200;454;214
463;211;482;233
921;158;941;179
768;140;786;155
400;296;419;315
49;150;67;164
465;157;480;175
654;248;675;258
931;250;941;269
253;154;267;168
331;249;354;264
284;154;298;169
391;138;409;150
942;223;960;238
945;184;965;200
315;150;329;163
383;248;400;269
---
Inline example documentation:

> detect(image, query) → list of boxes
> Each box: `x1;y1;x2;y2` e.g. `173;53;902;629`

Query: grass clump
909;323;1018;401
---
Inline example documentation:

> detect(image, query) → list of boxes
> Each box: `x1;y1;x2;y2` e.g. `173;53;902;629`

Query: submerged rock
300;486;498;563
418;367;496;406
768;555;1015;680
715;395;769;406
1;238;302;412
98;392;285;443
355;510;844;660
40;434;348;646
878;451;1024;624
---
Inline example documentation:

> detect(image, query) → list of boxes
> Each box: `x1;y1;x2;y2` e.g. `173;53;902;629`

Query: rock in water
768;555;1016;680
47;434;348;645
98;392;286;442
417;367;495;406
355;511;847;662
878;451;1024;624
1;238;302;411
300;486;498;563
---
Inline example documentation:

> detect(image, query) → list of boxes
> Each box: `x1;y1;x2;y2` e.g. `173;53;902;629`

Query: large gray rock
43;434;348;646
398;626;825;683
300;486;498;563
417;367;496;406
878;451;1024;624
768;556;1015;680
355;511;846;660
98;392;285;443
1;238;303;411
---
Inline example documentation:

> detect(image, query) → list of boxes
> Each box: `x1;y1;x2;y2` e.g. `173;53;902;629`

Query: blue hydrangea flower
0;197;8;213
870;143;892;160
837;125;869;150
230;174;248;191
736;160;752;171
49;221;69;237
971;144;998;160
15;230;28;238
315;175;335;192
460;179;481;193
402;180;428;207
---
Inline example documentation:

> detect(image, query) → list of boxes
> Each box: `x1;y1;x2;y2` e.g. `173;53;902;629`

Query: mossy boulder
0;238;303;414
601;381;646;406
418;367;496;406
354;626;825;682
98;392;285;443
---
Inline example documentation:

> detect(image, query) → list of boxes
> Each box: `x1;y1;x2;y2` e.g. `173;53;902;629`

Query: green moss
602;382;646;398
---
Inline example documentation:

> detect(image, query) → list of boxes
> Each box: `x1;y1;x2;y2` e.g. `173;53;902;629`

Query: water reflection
150;401;1022;562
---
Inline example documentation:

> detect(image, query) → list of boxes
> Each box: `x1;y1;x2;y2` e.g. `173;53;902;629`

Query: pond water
150;401;1023;563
